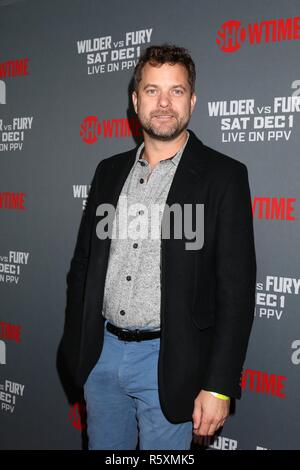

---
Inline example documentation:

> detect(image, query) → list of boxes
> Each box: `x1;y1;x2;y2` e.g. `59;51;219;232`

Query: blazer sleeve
202;163;257;398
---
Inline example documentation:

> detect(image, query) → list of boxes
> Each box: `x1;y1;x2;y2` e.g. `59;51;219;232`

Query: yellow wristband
209;392;230;401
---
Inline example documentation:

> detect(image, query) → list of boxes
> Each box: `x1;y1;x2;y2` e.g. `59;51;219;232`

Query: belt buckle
118;330;127;341
134;329;141;342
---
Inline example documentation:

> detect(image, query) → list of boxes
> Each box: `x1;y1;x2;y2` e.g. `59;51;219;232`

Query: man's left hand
192;390;230;436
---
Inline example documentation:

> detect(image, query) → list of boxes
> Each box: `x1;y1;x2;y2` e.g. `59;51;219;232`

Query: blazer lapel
162;129;209;232
100;149;137;208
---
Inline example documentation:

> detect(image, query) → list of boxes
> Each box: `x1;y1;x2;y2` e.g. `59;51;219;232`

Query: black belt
106;322;161;341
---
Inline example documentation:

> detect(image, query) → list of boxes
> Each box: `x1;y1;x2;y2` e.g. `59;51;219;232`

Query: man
60;45;256;450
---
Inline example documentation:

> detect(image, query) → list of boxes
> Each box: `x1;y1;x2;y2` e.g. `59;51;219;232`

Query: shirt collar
135;131;190;168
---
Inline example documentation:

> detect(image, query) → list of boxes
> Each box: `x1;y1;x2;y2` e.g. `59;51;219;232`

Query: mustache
151;111;177;117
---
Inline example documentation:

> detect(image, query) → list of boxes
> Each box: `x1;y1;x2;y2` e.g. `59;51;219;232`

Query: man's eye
173;89;184;95
146;89;157;95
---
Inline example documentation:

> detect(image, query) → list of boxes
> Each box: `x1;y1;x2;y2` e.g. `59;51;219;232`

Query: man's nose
157;92;171;108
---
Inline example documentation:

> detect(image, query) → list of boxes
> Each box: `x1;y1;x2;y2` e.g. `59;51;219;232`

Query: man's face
132;62;196;141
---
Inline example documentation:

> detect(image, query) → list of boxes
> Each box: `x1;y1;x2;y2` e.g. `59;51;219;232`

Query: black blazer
60;129;256;423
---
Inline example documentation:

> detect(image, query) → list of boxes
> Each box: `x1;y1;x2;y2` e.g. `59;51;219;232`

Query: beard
138;109;191;141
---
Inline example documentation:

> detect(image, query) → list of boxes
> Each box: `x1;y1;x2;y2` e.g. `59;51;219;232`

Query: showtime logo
80;115;141;144
0;57;29;78
241;369;286;398
252;197;297;220
0;192;26;210
216;16;300;52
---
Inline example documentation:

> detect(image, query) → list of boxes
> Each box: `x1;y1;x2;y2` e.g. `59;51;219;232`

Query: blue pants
83;320;193;450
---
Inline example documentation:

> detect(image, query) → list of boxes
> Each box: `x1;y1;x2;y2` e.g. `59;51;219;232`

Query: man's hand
192;390;230;437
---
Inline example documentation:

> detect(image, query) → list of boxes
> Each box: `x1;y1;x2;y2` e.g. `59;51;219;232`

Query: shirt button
139;210;144;215
140;178;144;184
126;275;131;281
140;161;146;166
120;310;126;316
133;243;138;248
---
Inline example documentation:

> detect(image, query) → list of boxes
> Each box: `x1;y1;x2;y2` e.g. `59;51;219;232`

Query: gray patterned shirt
102;131;190;330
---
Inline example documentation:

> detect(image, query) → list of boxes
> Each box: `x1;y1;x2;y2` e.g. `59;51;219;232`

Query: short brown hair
133;44;196;94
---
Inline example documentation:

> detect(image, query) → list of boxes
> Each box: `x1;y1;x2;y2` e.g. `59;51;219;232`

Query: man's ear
190;93;197;113
132;91;138;114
